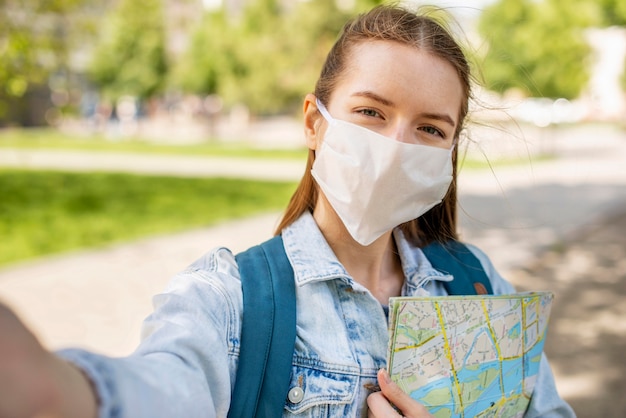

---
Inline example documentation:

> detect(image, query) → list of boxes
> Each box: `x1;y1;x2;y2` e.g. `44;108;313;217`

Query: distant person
0;5;574;417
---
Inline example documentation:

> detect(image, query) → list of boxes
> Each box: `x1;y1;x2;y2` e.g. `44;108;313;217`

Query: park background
1;0;626;416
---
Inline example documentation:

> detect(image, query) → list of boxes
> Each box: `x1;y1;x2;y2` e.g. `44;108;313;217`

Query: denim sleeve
57;247;241;418
467;244;576;417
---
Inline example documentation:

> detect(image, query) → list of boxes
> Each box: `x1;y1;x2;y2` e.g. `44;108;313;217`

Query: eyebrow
420;112;456;128
351;90;456;128
351;91;394;107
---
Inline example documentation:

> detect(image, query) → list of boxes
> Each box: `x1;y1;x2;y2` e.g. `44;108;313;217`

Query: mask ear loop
315;98;334;123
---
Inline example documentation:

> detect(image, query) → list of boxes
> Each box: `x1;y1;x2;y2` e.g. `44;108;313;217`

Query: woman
0;5;574;417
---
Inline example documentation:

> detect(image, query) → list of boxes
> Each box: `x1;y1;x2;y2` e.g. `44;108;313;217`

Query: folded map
387;292;554;418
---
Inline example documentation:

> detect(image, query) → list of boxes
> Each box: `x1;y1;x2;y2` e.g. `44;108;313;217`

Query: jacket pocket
283;363;359;416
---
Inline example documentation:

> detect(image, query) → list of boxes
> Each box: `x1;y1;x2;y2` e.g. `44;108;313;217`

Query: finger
378;369;433;417
367;390;402;418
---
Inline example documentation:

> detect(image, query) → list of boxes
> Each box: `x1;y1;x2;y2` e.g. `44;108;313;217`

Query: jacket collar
281;212;452;291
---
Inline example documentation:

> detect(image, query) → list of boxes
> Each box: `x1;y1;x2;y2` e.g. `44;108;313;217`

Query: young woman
0;5;574;417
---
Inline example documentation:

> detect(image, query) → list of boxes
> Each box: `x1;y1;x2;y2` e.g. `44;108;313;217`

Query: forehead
331;40;464;121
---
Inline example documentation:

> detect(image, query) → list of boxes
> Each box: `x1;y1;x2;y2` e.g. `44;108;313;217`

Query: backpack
227;235;493;418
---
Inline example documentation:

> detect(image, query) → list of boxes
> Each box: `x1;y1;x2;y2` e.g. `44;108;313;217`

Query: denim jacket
59;212;575;417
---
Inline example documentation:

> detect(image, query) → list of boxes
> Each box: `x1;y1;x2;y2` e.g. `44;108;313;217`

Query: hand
0;300;97;418
367;369;433;418
0;300;52;418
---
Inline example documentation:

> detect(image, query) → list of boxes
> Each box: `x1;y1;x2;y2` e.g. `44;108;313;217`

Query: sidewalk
511;208;626;417
0;212;284;355
0;123;625;417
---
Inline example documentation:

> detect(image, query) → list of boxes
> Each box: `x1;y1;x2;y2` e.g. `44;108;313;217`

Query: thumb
378;369;405;401
378;369;432;417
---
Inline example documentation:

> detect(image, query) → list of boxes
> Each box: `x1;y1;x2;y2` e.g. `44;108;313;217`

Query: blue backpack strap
421;240;494;295
228;235;296;418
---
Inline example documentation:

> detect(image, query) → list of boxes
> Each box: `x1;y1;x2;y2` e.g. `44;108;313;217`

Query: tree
597;0;626;26
88;0;168;101
172;0;383;115
0;0;95;122
477;0;598;99
172;10;231;96
231;0;358;114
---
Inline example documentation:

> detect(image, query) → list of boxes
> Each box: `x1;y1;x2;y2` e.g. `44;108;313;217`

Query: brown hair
275;4;472;245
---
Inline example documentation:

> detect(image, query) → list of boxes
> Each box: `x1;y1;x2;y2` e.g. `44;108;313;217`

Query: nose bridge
389;120;413;144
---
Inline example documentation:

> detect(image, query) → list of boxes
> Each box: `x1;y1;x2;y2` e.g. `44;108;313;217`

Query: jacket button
288;386;304;403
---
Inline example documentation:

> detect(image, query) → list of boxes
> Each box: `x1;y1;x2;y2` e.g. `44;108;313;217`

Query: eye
418;125;445;138
357;108;381;118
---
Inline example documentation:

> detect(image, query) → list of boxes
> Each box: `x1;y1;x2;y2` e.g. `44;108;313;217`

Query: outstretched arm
0;301;97;418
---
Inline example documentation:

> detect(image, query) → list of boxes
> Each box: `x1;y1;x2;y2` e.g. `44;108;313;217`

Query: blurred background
1;0;624;136
1;0;625;416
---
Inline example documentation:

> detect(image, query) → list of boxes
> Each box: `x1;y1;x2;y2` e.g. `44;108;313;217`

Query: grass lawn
0;128;308;160
0;169;297;267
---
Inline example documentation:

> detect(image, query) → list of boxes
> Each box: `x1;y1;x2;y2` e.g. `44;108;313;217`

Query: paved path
0;213;284;355
0;123;625;416
512;209;626;417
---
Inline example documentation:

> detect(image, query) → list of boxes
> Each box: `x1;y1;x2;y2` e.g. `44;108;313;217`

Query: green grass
0;128;308;160
0;169;297;267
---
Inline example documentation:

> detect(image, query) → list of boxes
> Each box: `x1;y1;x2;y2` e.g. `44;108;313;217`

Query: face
304;40;464;150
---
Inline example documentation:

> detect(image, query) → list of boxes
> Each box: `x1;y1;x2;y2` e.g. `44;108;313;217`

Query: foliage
171;10;232;96
172;0;383;114
0;0;96;119
596;0;626;26
4;0;624;121
477;0;598;99
0;169;296;266
88;0;168;101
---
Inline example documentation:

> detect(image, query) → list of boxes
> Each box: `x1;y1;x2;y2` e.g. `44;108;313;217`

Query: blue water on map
508;322;521;339
410;338;547;418
410;360;502;417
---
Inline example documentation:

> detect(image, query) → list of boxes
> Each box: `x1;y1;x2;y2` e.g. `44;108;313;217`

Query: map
387;292;553;418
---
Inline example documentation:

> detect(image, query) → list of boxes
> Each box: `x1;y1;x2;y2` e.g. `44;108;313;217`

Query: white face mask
311;99;454;246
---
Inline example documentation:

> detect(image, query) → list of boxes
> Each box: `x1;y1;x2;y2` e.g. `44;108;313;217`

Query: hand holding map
387;292;553;418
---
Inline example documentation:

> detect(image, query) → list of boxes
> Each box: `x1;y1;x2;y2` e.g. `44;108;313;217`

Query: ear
303;93;324;151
